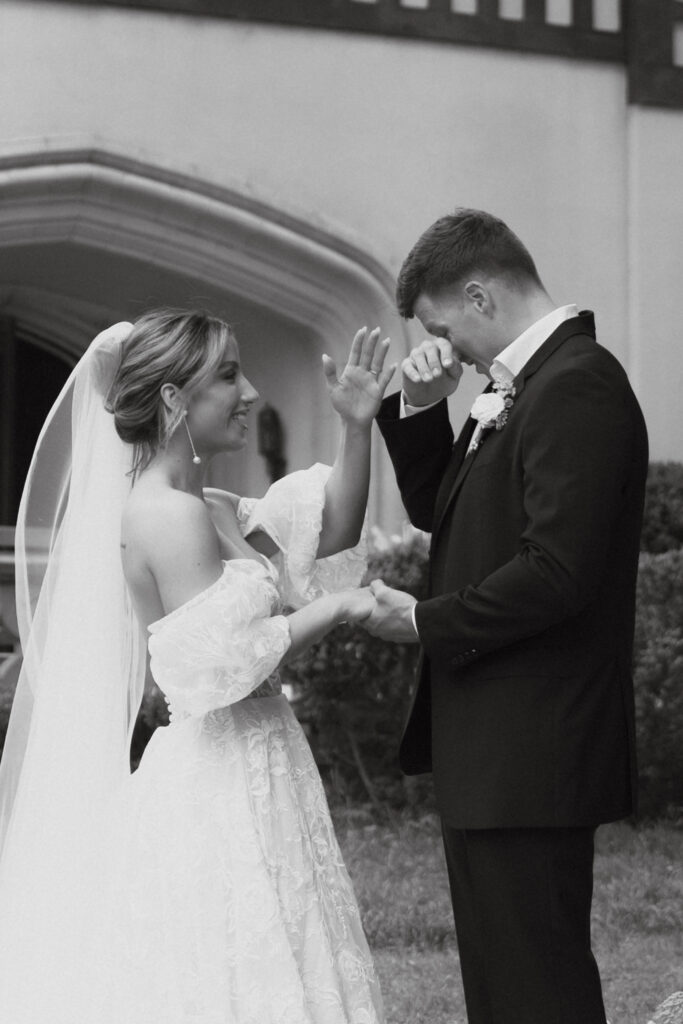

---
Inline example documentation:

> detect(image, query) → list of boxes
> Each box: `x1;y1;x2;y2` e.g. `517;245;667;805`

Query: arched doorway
0;151;410;523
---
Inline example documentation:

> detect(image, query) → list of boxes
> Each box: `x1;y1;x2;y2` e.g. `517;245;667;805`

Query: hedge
280;533;682;820
283;526;431;815
633;550;683;817
2;464;682;820
641;461;683;554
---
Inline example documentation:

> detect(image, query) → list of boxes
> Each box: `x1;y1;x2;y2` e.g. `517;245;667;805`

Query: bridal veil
0;323;147;1016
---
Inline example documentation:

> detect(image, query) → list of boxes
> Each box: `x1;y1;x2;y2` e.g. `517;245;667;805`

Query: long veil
0;323;147;1017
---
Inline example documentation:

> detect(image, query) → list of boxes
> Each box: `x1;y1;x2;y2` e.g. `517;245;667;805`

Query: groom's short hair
396;208;543;318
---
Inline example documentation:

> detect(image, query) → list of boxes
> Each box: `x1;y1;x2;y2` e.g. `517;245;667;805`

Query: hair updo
106;308;235;475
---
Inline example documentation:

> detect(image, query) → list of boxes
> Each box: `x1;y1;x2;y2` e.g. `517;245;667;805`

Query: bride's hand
322;327;397;429
338;587;377;624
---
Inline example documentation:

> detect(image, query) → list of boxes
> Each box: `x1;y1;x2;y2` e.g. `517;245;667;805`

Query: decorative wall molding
22;0;683;108
0;149;408;358
25;0;626;61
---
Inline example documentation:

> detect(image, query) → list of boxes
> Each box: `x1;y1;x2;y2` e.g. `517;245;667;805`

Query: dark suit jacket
377;313;648;829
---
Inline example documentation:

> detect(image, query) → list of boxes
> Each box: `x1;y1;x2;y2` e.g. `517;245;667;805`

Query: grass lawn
335;810;683;1024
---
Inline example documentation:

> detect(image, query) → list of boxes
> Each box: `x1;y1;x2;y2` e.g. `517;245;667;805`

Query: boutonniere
467;378;516;454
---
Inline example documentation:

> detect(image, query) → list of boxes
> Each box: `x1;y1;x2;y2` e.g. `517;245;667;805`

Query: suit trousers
441;823;607;1024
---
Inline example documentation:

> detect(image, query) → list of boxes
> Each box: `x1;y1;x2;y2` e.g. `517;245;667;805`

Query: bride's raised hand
322;327;396;429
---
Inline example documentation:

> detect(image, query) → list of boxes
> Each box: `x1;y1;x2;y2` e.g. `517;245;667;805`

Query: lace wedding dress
102;466;384;1024
107;466;384;1023
2;465;384;1024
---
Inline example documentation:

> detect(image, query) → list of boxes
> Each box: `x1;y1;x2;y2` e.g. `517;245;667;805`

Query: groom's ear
463;280;491;316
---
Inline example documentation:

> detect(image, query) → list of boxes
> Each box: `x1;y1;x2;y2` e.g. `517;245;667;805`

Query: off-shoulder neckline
147;557;277;633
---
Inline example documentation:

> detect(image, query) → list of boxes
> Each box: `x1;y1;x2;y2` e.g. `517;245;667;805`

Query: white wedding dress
99;466;383;1024
1;465;384;1024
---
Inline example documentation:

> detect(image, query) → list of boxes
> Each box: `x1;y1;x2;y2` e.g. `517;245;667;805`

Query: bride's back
121;472;272;630
120;467;230;628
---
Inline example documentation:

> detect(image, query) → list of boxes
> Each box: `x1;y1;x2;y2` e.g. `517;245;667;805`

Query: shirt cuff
400;392;441;419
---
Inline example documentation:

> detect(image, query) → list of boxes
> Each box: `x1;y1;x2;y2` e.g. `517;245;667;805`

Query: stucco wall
626;107;683;457
1;1;681;526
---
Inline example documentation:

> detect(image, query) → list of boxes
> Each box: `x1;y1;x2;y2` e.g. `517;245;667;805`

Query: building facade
1;0;682;663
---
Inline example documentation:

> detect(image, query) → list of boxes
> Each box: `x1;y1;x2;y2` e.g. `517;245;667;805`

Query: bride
0;309;395;1024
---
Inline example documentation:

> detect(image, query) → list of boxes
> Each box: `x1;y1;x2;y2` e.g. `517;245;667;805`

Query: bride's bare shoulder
123;480;207;529
122;482;219;567
122;482;223;618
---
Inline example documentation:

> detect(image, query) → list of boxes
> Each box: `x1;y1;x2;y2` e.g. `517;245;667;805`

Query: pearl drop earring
182;412;202;465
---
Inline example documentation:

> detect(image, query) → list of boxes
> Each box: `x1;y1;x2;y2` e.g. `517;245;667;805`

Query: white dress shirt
490;304;578;383
401;304;579;634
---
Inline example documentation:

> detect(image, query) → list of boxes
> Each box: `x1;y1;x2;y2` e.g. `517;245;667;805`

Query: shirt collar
491;304;579;383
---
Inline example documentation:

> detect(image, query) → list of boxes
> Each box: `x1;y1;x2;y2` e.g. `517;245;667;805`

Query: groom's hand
402;337;463;408
361;579;419;643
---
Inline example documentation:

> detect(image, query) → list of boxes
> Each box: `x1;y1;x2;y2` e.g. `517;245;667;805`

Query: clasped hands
342;580;419;643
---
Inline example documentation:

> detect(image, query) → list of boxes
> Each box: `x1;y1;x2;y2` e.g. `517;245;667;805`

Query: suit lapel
431;312;596;544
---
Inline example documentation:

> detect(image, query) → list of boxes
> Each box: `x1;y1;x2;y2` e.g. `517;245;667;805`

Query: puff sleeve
147;562;290;718
237;463;367;610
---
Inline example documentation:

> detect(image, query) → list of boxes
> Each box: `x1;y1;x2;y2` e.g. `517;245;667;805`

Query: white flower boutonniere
467;378;516;454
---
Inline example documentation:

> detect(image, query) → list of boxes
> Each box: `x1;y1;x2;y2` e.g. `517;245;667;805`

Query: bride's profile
0;309;395;1023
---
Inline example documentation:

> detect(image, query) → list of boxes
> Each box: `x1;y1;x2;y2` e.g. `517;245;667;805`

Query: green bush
287;535;683;820
633;551;683;819
283;526;432;814
641;462;683;554
1;499;682;820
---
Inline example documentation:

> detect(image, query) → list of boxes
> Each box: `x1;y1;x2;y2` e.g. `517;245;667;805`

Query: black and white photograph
0;1;682;1022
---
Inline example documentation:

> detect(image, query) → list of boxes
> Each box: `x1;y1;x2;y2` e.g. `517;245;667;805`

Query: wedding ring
370;369;379;377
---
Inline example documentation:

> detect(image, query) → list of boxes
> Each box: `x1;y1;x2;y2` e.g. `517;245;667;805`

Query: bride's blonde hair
106;308;234;475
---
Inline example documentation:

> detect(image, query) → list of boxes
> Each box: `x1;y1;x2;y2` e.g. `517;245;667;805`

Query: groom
365;209;648;1024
